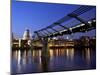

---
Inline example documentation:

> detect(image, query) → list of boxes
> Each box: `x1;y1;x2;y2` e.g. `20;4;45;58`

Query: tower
23;29;31;40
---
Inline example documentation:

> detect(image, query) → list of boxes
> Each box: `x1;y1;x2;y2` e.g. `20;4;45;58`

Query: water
11;48;96;74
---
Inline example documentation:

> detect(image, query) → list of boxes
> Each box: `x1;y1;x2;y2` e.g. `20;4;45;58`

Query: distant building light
93;20;96;22
88;21;92;24
53;37;58;40
66;36;69;40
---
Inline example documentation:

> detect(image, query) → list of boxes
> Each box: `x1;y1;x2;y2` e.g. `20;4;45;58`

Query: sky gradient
12;0;96;39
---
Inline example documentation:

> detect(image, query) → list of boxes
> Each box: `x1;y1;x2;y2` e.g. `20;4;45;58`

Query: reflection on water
11;48;96;74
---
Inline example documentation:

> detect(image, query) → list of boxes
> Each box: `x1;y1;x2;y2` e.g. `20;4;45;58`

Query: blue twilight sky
12;0;96;39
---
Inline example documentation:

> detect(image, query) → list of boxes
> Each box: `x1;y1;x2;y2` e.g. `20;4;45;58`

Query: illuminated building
23;29;31;40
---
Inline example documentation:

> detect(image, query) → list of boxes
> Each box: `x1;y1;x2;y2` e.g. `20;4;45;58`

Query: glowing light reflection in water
11;48;96;74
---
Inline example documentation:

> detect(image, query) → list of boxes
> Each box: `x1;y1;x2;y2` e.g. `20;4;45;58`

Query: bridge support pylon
41;37;50;72
41;37;49;57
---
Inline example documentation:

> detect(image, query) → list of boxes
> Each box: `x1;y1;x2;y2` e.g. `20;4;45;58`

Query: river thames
11;48;96;74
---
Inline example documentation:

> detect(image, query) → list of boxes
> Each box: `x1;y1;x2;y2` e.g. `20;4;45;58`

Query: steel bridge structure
33;5;96;58
34;5;96;40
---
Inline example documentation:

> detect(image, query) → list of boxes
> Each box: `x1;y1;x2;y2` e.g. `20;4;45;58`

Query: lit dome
23;29;31;40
